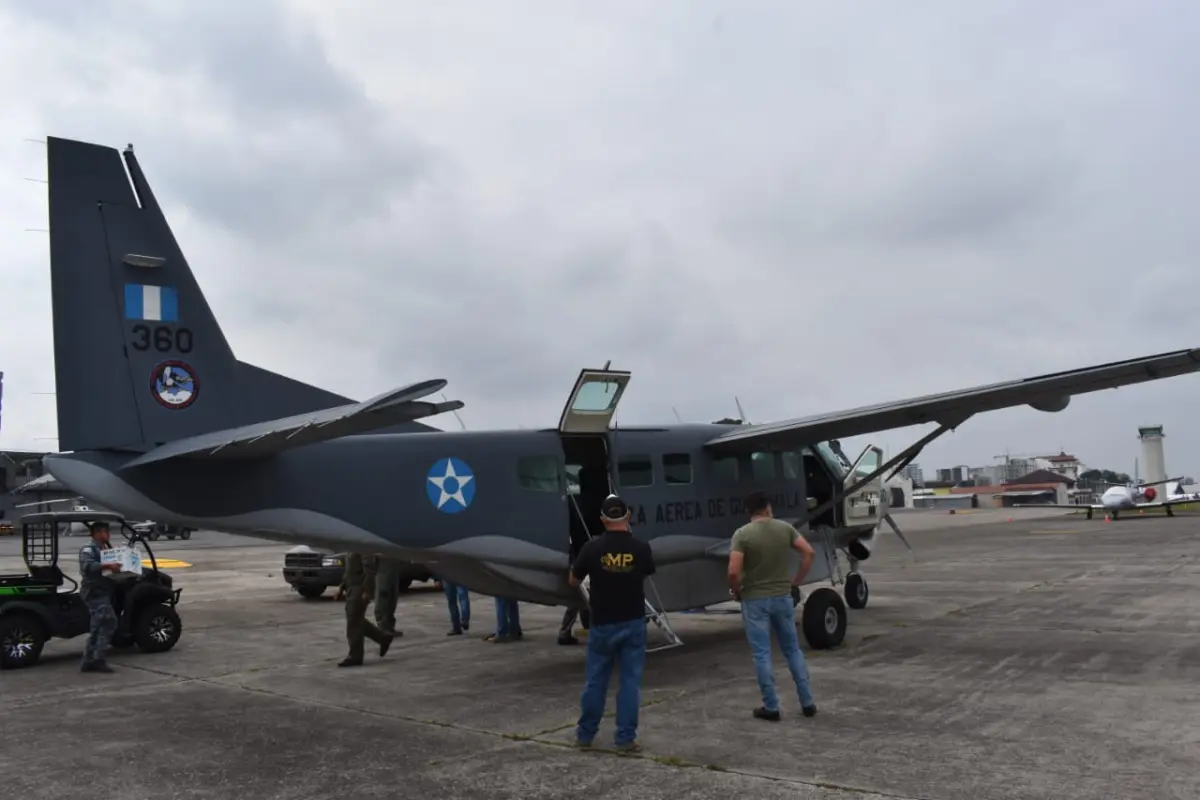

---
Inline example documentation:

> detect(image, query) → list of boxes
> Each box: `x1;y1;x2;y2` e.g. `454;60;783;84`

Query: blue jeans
494;597;521;637
443;581;470;631
576;618;646;745
740;594;815;711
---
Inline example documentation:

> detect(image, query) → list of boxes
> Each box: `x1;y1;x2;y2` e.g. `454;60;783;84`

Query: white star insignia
428;459;474;510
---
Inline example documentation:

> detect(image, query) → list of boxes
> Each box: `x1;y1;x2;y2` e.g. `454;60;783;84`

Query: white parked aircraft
1015;476;1196;519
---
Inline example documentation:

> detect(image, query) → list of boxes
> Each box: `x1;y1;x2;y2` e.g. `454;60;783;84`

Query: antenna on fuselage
734;396;750;424
672;407;683;423
441;393;467;431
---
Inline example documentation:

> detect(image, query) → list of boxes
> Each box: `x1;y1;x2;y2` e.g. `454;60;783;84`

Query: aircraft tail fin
45;136;429;454
47;137;249;453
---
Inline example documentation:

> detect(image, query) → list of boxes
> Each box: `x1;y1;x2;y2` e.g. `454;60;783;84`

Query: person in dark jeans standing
569;494;656;752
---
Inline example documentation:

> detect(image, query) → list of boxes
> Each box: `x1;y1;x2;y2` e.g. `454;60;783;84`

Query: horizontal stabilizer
120;379;463;468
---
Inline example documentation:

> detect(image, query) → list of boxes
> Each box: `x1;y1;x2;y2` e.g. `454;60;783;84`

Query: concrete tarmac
1;507;1197;799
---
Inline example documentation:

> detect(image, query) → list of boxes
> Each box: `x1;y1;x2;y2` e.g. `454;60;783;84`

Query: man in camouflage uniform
337;552;395;667
373;557;405;638
79;521;122;673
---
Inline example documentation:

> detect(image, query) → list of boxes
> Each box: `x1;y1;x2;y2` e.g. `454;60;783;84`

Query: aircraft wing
704;347;1200;453
1011;503;1100;510
1136;495;1200;509
120;379;463;468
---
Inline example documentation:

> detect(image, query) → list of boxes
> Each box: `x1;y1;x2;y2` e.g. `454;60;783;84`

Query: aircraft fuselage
47;424;867;611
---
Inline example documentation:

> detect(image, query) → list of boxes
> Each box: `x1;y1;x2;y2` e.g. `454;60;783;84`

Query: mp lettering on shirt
572;531;657;626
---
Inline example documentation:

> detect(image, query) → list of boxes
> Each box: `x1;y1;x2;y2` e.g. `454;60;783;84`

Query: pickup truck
283;545;436;599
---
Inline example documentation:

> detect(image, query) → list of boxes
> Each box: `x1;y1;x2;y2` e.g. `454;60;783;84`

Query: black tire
845;573;869;610
180;529;192;540
0;613;47;669
133;604;182;653
801;588;847;650
297;585;325;600
397;578;414;593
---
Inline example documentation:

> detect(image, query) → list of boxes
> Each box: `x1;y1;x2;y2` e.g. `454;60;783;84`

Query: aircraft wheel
180;529;192;540
801;588;847;650
0;612;46;669
134;604;182;653
845;573;868;609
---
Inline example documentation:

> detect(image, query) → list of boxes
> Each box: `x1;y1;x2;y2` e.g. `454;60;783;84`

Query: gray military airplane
33;135;1200;649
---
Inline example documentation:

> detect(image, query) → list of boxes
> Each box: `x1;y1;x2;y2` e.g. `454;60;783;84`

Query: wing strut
794;421;964;534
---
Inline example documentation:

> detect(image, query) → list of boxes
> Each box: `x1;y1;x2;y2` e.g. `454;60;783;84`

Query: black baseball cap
600;494;629;521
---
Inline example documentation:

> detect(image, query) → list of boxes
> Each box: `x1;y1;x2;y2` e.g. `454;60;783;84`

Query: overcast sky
2;1;1199;478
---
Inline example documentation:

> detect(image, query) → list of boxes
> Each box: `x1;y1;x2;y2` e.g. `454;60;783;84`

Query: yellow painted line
143;558;192;568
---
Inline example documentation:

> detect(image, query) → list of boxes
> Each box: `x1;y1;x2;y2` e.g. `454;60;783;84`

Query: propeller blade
881;513;916;557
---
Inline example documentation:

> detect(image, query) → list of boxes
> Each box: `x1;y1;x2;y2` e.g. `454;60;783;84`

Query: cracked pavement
1;506;1198;799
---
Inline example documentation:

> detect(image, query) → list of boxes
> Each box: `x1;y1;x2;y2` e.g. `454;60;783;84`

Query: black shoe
802;704;818;717
338;657;363;668
81;661;94;673
753;707;781;722
380;634;395;657
462;621;470;631
558;635;579;646
447;629;463;636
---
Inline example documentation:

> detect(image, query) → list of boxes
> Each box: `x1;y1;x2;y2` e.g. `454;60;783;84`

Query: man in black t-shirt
569;493;656;752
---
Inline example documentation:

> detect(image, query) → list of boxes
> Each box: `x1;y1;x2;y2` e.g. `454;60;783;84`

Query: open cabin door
842;444;886;527
558;368;632;435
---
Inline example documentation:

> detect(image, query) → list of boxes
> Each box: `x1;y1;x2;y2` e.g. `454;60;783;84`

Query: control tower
1137;426;1167;486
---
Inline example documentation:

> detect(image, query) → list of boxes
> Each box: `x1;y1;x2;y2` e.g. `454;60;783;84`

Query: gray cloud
3;0;1200;476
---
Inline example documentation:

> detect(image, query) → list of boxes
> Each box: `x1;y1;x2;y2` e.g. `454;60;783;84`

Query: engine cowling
1143;486;1157;501
848;534;875;561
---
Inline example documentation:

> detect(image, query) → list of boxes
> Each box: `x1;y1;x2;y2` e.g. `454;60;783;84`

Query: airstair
568;492;683;653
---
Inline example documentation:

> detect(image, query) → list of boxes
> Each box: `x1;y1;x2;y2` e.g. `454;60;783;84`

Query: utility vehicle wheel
0;613;47;669
134;604;182;654
180;529;192;540
845;573;869;610
297;586;325;600
801;588;847;650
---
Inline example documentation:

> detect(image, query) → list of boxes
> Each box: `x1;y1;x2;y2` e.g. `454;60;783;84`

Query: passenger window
711;457;738;483
517;455;560;492
751;452;776;482
781;450;801;480
662;453;692;485
617;455;654;487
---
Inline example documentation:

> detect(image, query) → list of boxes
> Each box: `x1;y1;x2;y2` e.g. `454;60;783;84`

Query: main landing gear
791;585;849;650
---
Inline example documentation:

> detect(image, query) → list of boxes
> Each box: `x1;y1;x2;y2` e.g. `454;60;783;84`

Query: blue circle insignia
426;458;476;514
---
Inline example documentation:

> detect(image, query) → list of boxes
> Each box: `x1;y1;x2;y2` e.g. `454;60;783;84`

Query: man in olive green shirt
728;490;818;721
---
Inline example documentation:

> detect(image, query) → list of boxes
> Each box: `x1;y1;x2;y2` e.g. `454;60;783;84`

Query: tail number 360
131;324;194;354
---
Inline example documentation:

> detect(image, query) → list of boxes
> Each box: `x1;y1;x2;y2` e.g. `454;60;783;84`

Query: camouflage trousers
374;558;402;632
346;590;390;661
84;595;118;664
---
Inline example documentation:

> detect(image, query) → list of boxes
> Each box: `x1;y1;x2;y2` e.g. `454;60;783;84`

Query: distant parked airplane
1015;476;1196;519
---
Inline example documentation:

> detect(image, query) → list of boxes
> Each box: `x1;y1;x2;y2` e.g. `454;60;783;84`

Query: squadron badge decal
151;360;199;409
